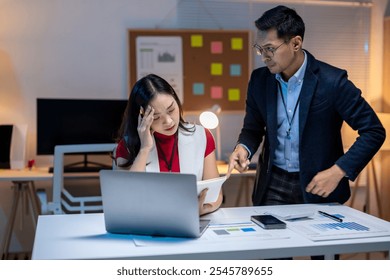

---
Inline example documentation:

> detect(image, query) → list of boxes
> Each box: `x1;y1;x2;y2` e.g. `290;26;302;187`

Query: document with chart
288;207;390;241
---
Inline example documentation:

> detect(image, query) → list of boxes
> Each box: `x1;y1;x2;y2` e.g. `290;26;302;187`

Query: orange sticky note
191;35;203;47
228;88;240;101
211;63;223;75
231;37;243;50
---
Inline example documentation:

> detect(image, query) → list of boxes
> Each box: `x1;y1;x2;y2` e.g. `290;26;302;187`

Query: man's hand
305;164;346;198
226;144;250;178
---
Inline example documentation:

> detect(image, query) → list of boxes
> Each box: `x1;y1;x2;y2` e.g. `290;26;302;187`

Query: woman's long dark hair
116;74;193;166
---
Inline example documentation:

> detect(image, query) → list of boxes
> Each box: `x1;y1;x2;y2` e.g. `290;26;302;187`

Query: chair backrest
47;143;116;214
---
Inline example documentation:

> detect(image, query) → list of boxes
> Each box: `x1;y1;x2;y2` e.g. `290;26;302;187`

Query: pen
318;211;343;222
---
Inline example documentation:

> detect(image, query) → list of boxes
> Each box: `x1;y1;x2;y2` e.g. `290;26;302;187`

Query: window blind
172;0;371;95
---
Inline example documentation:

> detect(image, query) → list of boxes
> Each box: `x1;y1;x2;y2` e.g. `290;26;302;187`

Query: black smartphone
251;215;286;229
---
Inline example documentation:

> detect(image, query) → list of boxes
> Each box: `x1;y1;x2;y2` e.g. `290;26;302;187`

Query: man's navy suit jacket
238;50;386;205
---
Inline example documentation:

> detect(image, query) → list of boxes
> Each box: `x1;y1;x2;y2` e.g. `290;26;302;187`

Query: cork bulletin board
128;29;250;111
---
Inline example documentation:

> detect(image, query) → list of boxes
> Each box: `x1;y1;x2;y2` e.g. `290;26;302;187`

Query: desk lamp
199;105;222;162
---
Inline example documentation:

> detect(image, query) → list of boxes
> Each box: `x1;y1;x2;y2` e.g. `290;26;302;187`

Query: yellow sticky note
231;37;243;50
211;63;223;75
191;35;203;47
228;88;240;101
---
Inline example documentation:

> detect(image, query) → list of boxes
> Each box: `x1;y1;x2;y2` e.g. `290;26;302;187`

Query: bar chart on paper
311;221;369;232
290;212;390;241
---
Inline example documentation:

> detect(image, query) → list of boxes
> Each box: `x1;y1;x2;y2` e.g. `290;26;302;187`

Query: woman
114;74;223;215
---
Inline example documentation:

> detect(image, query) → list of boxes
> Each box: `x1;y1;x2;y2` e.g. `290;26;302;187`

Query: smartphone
251;215;286;229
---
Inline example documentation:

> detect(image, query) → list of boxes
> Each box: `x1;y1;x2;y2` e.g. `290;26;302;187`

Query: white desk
0;168;99;259
0;168;52;259
32;204;390;260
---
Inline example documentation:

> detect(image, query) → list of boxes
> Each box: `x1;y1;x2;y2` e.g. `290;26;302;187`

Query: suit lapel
266;75;278;144
299;68;318;140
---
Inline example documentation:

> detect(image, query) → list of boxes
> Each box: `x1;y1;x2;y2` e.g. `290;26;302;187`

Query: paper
288;211;390;241
136;36;183;101
197;176;226;203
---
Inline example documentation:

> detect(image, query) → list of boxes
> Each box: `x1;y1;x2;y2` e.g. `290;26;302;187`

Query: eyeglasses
252;41;287;57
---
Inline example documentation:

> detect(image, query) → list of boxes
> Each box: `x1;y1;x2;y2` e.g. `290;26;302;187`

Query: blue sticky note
230;64;241;76
193;83;204;95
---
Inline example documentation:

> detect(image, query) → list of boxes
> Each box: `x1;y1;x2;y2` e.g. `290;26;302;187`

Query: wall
0;0;179;254
381;17;390;221
0;0;179;167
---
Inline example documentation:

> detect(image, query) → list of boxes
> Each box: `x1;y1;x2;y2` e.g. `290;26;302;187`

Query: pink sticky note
211;86;223;99
211;41;223;54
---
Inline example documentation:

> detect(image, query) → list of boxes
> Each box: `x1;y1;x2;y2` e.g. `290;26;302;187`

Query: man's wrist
236;143;252;159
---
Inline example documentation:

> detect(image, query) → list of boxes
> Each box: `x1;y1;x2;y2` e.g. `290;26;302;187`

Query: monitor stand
48;154;112;173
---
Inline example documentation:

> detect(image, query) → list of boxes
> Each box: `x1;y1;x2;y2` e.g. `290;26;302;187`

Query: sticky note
211;63;223;75
211;86;223;99
193;83;204;95
228;88;240;101
230;64;241;76
191;35;203;47
231;37;243;50
211;41;223;54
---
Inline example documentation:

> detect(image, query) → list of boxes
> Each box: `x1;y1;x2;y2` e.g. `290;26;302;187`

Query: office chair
38;143;116;215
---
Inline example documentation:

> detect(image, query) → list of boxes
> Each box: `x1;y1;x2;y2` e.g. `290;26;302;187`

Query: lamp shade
199;111;219;129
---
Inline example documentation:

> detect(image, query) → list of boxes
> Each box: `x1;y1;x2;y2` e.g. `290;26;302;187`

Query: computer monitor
37;98;127;171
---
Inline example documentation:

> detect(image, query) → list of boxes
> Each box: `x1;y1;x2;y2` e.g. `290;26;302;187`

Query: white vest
146;124;206;180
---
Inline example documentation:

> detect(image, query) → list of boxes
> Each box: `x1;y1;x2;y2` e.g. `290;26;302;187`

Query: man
227;5;385;207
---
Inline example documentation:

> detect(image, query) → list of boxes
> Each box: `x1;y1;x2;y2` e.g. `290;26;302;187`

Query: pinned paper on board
135;36;183;102
129;29;249;111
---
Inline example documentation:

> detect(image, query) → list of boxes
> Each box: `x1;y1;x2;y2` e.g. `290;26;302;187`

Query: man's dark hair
255;5;305;41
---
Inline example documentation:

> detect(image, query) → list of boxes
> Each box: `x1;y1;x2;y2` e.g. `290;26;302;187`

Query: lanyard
155;132;178;171
277;82;301;139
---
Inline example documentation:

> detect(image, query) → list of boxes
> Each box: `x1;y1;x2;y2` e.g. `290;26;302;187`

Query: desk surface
0;165;250;182
32;204;390;260
0;168;52;181
217;163;256;176
0;168;104;182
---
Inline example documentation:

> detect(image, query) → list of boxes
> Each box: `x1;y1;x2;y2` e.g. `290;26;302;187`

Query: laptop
99;170;210;238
